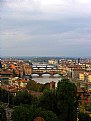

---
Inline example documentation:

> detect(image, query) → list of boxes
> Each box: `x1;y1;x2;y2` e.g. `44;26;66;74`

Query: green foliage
26;80;43;92
0;105;7;121
86;105;91;111
56;79;77;121
79;113;91;121
0;78;80;121
0;88;14;105
38;89;59;115
37;109;58;121
13;91;33;106
11;105;58;121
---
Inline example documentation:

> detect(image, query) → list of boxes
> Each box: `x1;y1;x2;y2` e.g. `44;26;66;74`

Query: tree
26;80;43;92
0;105;7;121
0;88;14;105
86;105;91;111
38;89;59;115
11;106;31;121
79;113;91;121
13;91;33;106
56;79;77;121
37;109;58;121
11;105;58;121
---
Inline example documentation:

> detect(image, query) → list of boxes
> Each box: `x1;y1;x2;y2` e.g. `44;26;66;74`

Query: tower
0;59;2;69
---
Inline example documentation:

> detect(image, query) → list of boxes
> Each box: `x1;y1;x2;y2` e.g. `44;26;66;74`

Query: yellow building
79;72;91;82
88;73;91;82
79;73;84;81
48;59;58;65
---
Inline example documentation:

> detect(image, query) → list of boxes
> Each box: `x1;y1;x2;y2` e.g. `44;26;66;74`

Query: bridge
31;64;63;77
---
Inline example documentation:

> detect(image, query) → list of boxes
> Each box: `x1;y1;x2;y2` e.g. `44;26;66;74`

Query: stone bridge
31;65;63;77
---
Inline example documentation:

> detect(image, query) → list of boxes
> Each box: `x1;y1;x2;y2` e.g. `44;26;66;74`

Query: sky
0;0;91;57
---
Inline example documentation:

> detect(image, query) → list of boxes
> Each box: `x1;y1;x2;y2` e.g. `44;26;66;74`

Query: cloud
75;0;91;4
1;27;91;55
1;0;91;21
0;0;91;57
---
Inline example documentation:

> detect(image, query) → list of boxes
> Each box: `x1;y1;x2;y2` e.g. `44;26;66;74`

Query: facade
77;86;91;107
24;64;32;75
48;59;58;65
88;72;91;82
79;72;91;82
9;78;28;88
79;72;85;81
72;69;84;80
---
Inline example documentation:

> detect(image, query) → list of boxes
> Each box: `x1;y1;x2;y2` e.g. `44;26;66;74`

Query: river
32;76;61;87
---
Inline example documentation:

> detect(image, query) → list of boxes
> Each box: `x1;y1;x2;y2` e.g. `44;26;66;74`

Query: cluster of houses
0;58;91;108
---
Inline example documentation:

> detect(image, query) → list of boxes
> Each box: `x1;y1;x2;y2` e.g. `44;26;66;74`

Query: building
9;78;28;88
43;81;55;90
24;64;32;75
88;72;91;82
77;86;90;107
48;59;58;65
34;117;44;121
79;72;91;82
0;80;1;86
79;72;85;81
72;69;84;80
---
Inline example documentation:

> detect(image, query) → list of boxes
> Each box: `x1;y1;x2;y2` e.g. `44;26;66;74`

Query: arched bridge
31;64;63;77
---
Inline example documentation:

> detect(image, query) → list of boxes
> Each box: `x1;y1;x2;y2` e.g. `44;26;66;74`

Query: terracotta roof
12;79;27;83
1;71;12;75
79;72;84;74
34;117;44;121
88;72;91;75
77;87;84;93
72;69;85;71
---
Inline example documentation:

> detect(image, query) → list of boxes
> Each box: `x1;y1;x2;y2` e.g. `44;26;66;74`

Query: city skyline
0;0;91;57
